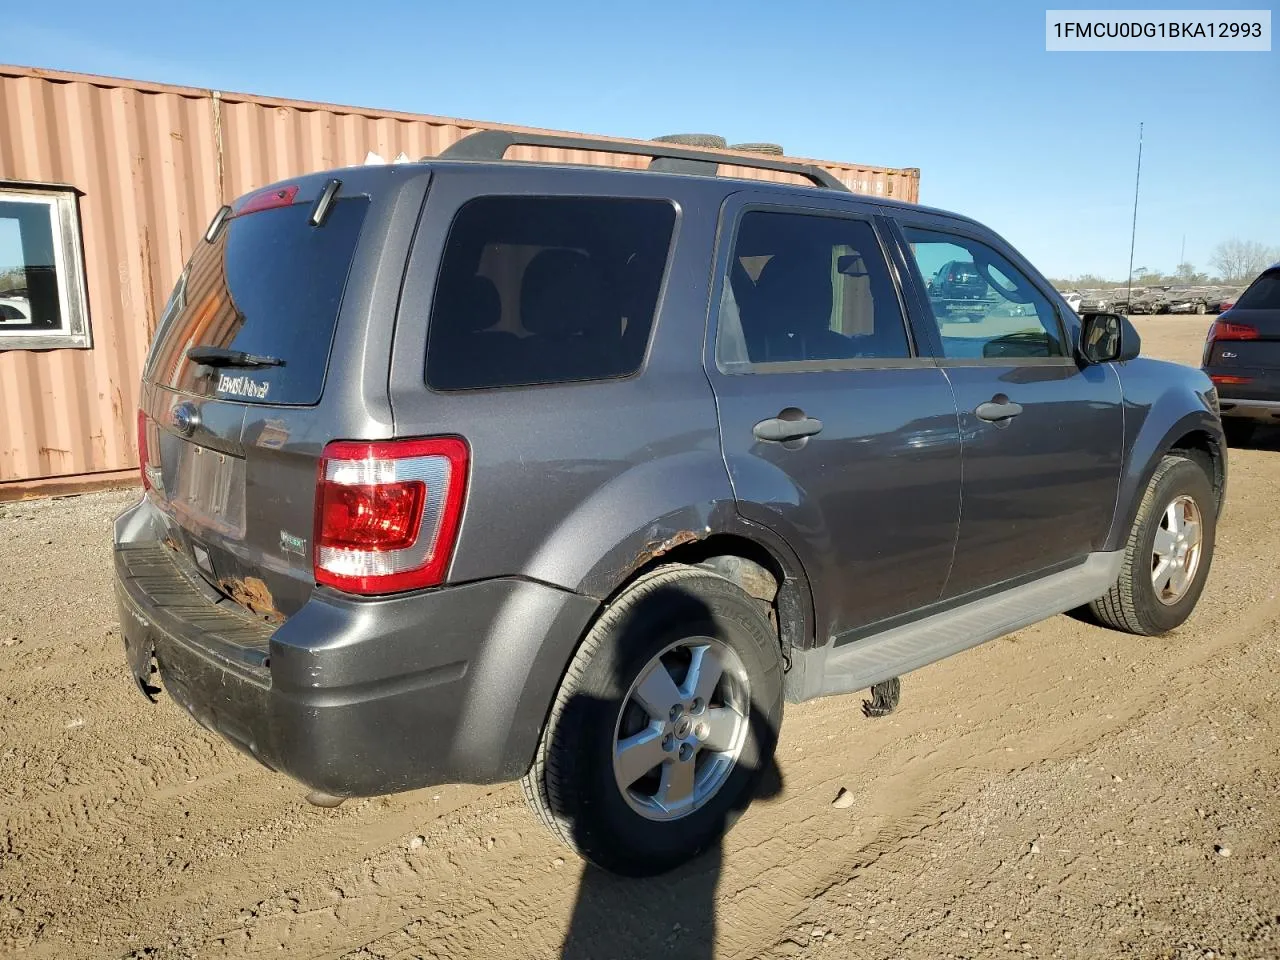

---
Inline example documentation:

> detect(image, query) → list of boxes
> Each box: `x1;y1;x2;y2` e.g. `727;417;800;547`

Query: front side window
425;196;676;391
0;187;90;349
716;210;911;369
902;226;1066;360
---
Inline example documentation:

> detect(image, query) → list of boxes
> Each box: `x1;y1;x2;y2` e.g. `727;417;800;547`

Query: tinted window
1235;270;1280;309
903;227;1066;360
716;211;910;368
143;197;370;404
425;197;676;391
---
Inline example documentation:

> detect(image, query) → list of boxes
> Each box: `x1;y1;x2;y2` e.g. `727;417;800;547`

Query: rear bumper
1218;399;1280;423
114;496;599;796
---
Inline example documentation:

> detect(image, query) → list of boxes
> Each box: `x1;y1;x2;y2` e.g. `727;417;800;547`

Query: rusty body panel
0;62;920;491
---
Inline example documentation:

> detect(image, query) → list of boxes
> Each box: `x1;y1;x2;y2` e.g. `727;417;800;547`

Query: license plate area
158;436;247;538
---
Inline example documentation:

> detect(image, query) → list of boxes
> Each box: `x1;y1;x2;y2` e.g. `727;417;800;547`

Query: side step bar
786;551;1124;703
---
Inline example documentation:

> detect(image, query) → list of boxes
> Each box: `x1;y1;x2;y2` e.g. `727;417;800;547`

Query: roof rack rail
433;130;850;192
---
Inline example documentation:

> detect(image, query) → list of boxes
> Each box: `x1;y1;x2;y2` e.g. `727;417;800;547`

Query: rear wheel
521;565;784;876
1090;454;1216;635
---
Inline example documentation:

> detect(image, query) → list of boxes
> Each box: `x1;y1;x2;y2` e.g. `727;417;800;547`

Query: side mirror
1079;312;1140;364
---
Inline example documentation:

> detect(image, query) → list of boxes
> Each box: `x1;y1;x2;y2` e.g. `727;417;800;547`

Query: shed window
0;186;91;349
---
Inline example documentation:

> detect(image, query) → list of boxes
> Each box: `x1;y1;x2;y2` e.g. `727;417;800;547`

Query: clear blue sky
7;0;1279;278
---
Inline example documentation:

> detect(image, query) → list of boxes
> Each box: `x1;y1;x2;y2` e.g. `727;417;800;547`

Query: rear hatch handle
187;347;285;368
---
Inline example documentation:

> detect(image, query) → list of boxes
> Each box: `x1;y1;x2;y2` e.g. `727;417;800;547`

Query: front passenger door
894;221;1124;597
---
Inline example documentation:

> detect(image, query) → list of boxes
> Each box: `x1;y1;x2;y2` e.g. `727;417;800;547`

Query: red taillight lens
137;409;150;491
1210;374;1252;385
319;482;426;551
1211;320;1259;341
314;437;469;595
236;184;299;217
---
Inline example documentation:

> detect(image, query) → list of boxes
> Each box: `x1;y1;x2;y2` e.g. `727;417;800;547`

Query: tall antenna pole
1126;122;1144;309
1180;234;1186;266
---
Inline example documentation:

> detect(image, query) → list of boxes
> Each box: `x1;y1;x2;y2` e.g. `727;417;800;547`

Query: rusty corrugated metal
0;68;220;485
0;63;918;490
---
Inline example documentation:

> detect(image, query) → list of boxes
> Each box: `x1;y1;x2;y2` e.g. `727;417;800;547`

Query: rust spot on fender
219;576;284;624
631;529;705;570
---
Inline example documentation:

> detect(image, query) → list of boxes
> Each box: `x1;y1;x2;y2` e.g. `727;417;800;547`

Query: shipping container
0;63;920;495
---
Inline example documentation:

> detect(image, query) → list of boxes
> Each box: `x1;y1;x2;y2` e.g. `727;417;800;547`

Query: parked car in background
1061;291;1084;314
113;134;1228;877
1202;263;1280;445
1205;291;1238;314
929;260;988;300
1079;293;1115;314
0;297;31;323
1167;291;1209;315
1128;291;1165;315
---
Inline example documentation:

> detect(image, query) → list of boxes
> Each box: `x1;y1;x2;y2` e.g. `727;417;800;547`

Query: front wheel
1090;454;1216;635
521;565;784;876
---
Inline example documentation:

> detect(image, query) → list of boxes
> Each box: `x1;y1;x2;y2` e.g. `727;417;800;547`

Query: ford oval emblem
171;402;199;437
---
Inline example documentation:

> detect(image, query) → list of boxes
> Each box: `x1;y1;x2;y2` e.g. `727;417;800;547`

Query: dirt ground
3;315;1278;960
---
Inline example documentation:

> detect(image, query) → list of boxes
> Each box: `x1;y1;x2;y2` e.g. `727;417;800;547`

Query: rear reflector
1209;375;1252;385
237;184;299;217
314;437;468;595
137;410;151;491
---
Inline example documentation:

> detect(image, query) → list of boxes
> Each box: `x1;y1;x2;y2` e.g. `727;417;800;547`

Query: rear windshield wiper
187;346;285;368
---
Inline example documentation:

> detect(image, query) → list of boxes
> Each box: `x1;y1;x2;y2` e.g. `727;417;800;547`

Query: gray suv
114;132;1227;876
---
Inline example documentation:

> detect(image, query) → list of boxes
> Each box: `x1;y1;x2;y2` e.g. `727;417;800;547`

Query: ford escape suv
115;131;1226;876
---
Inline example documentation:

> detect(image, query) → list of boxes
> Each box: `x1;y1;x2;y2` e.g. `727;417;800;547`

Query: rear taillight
236;184;299;217
314;437;469;595
1210;374;1252;385
1210;320;1258;341
137;410;150;491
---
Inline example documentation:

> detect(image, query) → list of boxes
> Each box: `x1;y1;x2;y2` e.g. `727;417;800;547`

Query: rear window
425;196;676;391
143;196;370;405
1234;270;1280;310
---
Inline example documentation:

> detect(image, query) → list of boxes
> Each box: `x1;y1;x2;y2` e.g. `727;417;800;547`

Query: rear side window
425;196;676;391
144;197;370;405
1234;270;1280;310
716;210;911;368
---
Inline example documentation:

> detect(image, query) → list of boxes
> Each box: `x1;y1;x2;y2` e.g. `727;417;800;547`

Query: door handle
753;414;824;442
974;397;1024;422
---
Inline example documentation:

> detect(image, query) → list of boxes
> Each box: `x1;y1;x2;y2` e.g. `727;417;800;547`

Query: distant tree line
1051;238;1279;289
0;266;23;292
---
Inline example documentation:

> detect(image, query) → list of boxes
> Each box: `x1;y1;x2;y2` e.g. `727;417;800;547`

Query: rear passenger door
705;195;963;642
889;217;1124;597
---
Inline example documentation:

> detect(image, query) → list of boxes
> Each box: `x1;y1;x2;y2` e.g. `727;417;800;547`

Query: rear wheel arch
619;531;815;669
520;528;815;778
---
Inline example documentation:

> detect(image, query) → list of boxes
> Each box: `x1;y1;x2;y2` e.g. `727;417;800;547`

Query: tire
1090;454;1216;636
652;133;728;149
1195;302;1207;315
521;565;784;876
729;142;785;156
1223;420;1256;447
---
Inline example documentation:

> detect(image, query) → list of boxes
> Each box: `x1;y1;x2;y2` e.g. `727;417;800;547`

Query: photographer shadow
553;582;786;960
